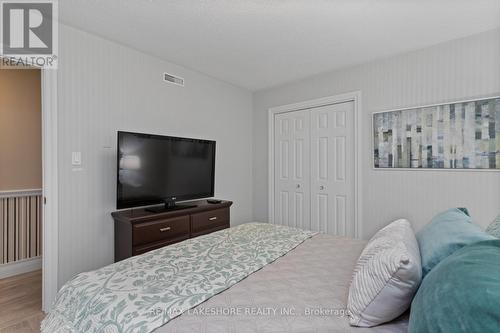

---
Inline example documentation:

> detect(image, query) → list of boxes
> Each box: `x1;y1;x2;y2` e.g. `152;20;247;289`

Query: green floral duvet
42;222;315;333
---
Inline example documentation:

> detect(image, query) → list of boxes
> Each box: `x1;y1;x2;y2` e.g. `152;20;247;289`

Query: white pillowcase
347;219;422;327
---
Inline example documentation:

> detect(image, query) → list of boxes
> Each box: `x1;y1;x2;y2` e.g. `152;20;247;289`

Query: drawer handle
160;227;171;232
209;217;217;221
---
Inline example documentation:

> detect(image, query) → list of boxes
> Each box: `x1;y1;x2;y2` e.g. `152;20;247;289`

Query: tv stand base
112;200;233;262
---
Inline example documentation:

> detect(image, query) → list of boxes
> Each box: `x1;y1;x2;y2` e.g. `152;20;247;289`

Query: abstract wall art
373;97;500;170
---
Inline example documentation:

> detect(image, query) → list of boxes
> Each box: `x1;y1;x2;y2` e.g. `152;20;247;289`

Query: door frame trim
41;69;59;312
268;91;363;238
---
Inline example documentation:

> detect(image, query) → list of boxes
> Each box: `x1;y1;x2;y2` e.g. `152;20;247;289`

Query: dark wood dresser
112;200;232;262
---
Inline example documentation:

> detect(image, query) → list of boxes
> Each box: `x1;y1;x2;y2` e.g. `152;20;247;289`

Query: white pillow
347;219;422;327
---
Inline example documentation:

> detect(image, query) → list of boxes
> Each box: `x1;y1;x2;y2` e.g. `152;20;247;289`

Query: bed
42;223;408;333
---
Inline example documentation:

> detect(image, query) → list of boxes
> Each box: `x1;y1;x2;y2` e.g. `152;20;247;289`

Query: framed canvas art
373;96;500;170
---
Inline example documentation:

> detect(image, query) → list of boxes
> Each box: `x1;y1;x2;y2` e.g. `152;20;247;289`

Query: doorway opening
0;67;45;329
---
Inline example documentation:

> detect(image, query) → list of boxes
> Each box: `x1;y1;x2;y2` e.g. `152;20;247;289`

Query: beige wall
0;69;42;191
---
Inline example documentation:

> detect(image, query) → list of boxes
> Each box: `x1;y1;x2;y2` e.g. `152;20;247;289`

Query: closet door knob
296;184;301;189
320;185;325;190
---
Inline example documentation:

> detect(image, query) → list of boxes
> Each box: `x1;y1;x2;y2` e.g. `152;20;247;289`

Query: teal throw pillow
409;239;500;333
416;208;494;277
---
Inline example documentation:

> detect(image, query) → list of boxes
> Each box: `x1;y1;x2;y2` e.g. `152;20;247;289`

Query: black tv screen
117;131;215;209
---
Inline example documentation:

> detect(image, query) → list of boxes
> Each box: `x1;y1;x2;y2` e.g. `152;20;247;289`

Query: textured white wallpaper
55;25;500;286
57;25;254;286
253;29;500;239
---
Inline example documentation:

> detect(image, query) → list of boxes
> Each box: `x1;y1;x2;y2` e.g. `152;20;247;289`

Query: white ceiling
59;0;500;91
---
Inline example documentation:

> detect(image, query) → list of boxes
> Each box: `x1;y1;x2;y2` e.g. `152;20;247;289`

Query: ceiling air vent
163;72;185;86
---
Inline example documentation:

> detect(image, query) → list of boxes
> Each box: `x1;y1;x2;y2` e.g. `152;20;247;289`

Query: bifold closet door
310;102;355;236
274;110;311;230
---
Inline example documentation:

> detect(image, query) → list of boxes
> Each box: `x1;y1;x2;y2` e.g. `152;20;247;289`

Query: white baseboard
0;257;42;279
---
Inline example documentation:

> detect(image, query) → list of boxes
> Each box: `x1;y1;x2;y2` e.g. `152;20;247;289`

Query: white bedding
156;233;409;333
43;223;409;333
42;223;316;333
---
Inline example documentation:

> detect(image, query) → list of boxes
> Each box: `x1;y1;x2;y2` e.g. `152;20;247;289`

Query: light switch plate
72;152;82;166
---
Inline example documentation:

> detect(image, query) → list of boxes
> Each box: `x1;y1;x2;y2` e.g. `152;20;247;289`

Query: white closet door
274;110;311;229
310;102;355;236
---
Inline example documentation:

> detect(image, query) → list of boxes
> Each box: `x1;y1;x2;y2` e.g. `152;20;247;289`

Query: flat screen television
117;131;215;211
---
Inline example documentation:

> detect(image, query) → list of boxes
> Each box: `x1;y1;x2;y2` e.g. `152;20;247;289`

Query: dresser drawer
133;216;189;246
191;208;229;236
113;201;233;262
132;236;189;256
